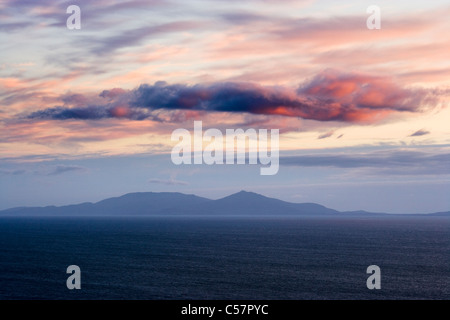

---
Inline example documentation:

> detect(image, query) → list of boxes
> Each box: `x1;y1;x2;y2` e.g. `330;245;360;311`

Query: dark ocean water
0;216;448;300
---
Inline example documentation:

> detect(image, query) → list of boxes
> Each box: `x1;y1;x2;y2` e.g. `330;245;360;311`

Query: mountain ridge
0;191;448;217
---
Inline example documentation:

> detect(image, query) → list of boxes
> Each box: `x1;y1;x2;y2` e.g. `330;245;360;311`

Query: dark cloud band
281;150;450;175
25;70;441;123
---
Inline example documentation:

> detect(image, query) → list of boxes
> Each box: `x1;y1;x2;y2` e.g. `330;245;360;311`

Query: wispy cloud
47;165;87;175
0;169;26;175
148;178;189;185
88;21;204;55
281;150;450;175
0;21;34;32
409;129;430;137
318;131;334;139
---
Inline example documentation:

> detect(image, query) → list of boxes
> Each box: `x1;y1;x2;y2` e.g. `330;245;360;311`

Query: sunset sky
1;0;449;213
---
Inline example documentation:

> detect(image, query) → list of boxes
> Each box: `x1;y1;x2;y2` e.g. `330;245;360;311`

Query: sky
0;0;449;213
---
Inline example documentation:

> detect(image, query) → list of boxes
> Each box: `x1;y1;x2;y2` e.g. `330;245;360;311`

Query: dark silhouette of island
0;191;448;216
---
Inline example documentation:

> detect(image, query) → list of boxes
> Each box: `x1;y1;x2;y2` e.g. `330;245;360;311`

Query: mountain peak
223;190;269;200
236;190;257;195
237;190;265;196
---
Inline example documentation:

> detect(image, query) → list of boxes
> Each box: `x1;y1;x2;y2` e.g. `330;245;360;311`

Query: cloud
219;12;266;24
318;131;333;139
296;70;438;122
27;105;152;121
99;88;128;100
0;169;26;175
23;70;442;124
409;129;430;137
88;21;204;55
0;21;33;32
281;150;450;175
148;178;189;186
48;165;87;175
61;93;90;107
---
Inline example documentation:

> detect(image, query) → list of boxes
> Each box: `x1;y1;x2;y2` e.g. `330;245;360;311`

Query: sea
0;216;448;300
